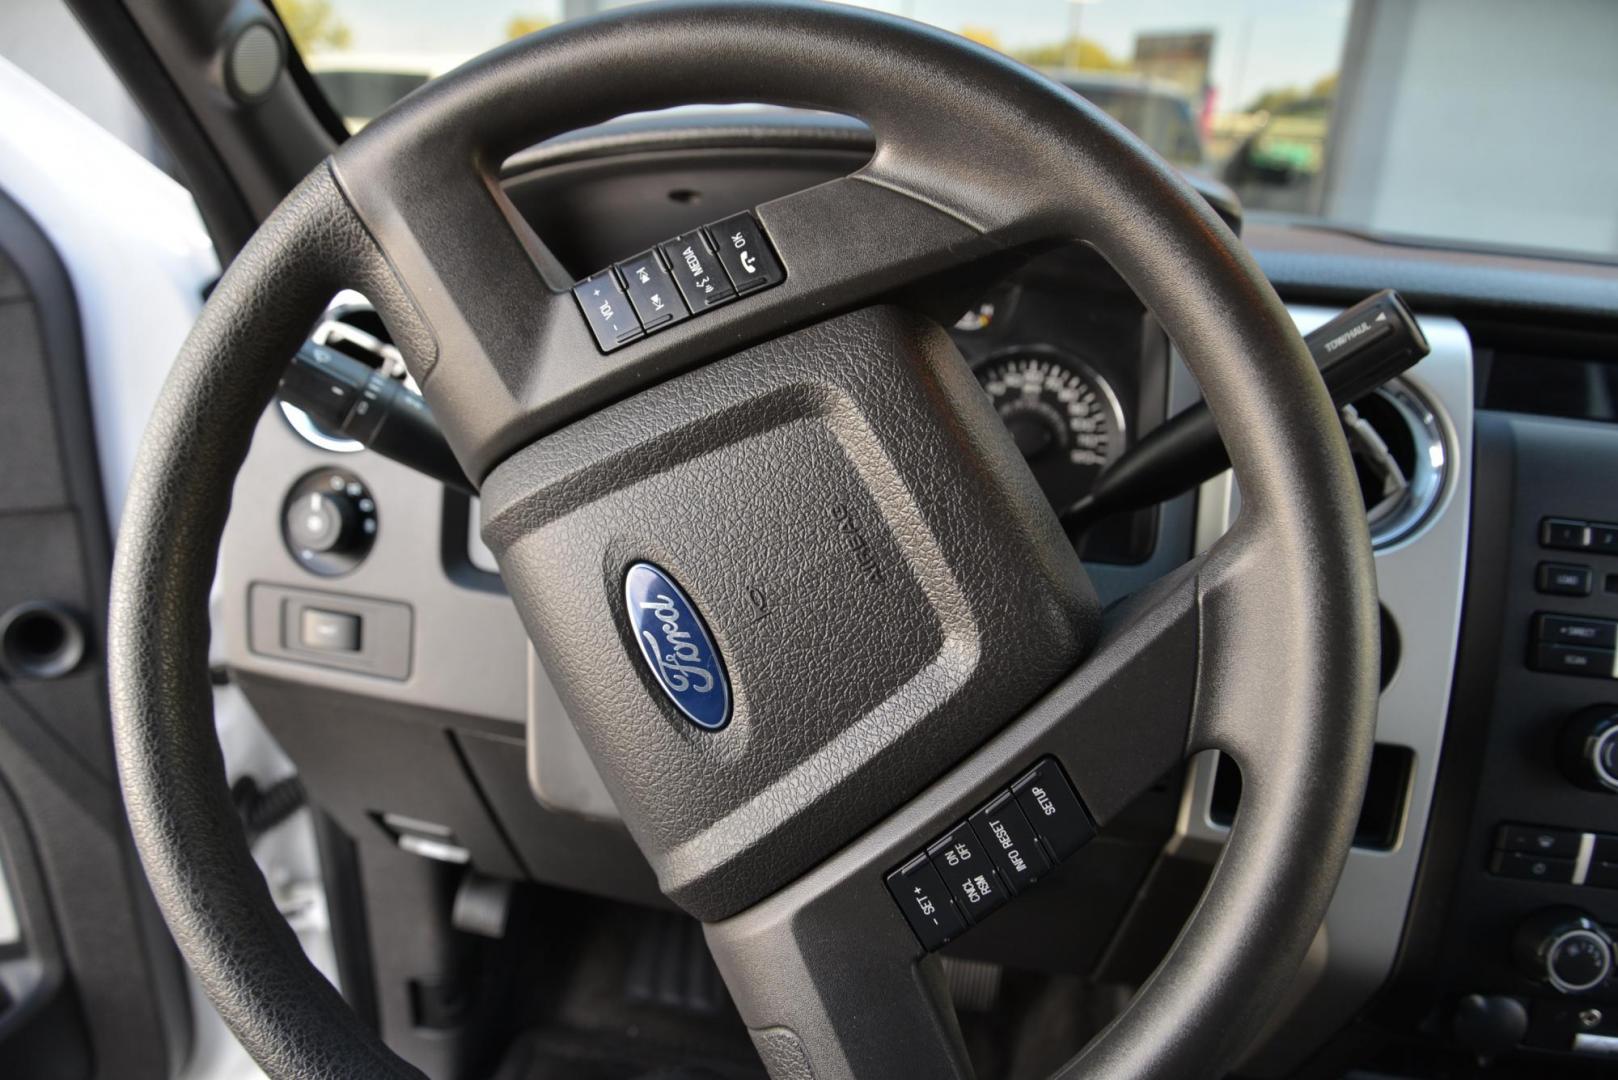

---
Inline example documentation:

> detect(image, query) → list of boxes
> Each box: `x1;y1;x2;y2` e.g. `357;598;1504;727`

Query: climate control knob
1560;706;1618;794
1515;909;1614;994
281;468;377;576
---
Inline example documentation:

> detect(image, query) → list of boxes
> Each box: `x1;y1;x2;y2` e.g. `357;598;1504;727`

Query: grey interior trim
1358;378;1448;549
219;409;528;728
1177;308;1474;1075
0;853;17;947
465;500;499;575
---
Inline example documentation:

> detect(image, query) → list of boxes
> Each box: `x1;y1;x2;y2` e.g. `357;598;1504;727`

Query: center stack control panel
1436;414;1618;1063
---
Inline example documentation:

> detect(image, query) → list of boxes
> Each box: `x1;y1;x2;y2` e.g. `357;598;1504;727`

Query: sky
313;0;1353;110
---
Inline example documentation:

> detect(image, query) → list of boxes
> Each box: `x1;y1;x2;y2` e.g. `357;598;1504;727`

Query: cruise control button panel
885;757;1092;950
571;212;784;352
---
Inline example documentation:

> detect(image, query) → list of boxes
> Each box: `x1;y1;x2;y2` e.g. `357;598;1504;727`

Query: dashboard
216;110;1618;1075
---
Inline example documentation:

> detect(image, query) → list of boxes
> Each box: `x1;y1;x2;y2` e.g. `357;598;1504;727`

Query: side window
0;0;174;175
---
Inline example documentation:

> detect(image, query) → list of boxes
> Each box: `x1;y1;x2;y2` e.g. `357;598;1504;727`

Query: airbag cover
479;306;1098;919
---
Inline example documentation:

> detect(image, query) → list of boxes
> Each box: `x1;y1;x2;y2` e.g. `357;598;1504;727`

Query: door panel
0;188;187;1079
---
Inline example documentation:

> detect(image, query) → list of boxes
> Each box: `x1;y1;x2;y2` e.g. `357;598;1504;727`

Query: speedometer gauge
976;347;1125;511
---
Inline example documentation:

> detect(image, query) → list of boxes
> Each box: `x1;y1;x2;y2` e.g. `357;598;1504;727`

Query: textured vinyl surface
481;306;1098;920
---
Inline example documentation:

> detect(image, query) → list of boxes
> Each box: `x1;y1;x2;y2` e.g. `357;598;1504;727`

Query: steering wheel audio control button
705;212;783;294
969;793;1051;895
573;270;644;352
926;824;1008;925
573;212;781;352
615;249;690;332
885;852;965;950
659;230;737;312
1011;759;1095;860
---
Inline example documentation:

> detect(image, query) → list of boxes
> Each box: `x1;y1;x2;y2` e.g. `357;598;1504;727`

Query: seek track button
615;250;689;332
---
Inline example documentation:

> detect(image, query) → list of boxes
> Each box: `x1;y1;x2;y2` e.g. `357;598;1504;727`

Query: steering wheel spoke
698;546;1215;1080
338;144;1017;482
711;871;974;1080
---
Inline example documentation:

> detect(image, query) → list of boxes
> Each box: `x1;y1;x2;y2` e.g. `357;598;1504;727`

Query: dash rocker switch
885;851;966;950
926;823;1007;924
299;607;362;653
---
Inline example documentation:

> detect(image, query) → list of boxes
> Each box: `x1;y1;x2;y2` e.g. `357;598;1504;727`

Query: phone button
705;212;784;294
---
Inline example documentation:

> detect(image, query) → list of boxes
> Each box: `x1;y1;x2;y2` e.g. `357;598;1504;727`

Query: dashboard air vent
1342;378;1448;549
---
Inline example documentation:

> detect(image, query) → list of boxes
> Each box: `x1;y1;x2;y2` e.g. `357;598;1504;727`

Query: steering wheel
107;3;1378;1078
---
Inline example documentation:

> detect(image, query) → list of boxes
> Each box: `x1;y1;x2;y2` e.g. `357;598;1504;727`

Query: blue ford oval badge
624;562;730;730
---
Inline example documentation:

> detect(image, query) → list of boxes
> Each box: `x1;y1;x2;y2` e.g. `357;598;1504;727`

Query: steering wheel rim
107;5;1379;1080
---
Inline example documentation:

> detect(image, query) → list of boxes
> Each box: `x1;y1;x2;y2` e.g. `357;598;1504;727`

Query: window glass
277;0;1618;261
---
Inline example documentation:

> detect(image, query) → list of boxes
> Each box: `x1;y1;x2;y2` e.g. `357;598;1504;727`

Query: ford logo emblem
624;562;731;730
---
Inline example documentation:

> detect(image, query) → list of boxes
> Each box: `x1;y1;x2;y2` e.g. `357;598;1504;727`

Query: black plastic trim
505;109;1245;237
63;0;257;258
311;810;380;1032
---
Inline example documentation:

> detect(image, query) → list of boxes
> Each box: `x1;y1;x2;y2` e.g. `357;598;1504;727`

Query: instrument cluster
949;252;1160;565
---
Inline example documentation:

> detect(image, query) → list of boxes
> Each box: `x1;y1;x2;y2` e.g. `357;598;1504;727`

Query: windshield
276;0;1618;262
